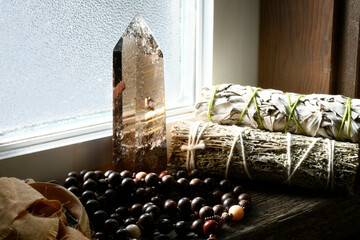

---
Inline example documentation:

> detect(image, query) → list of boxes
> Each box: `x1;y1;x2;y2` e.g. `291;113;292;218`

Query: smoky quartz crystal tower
113;15;167;173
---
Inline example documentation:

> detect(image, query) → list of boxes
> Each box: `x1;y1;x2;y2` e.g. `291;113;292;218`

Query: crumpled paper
195;84;360;143
0;177;91;240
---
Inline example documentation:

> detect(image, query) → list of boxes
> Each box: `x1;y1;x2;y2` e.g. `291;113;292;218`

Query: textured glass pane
0;0;195;135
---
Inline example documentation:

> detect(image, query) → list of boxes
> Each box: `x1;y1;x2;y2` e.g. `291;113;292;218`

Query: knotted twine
180;122;211;171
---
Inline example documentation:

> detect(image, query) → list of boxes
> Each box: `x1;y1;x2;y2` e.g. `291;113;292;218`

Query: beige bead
135;171;147;180
126;224;141;238
228;205;244;221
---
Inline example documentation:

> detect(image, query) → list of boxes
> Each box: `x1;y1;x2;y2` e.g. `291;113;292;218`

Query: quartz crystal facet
113;14;167;173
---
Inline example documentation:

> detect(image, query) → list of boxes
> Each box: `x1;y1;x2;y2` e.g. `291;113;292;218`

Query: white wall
213;0;259;87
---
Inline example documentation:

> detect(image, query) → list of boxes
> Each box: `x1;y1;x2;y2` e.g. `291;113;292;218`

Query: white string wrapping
239;131;253;180
225;131;242;179
180;122;210;171
286;132;292;180
326;139;335;191
286;138;320;184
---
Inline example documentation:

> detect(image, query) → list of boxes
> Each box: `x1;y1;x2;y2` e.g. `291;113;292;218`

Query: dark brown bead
190;178;203;192
68;171;80;180
158;218;173;234
232;185;244;197
83;171;98;182
191;219;204;236
212;204;225;216
82;190;96;202
219;179;232;192
108;172;122;187
238;193;251;202
150;196;163;209
95;170;105;179
199;206;214;220
191;197;206;212
223;198;236;209
239;200;251;212
175;170;188;180
64;176;79;188
103;218;120;234
134;187;147;203
161;175;176;189
142;202;155;213
145;173;159;186
115;206;130;219
68;186;80;197
79;170;88;181
204;177;217;191
138;213;154;233
177;178;190;194
83;179;97;191
212;190;223;204
121;177;135;192
130;203;143;218
145;205;161;219
175;220;190;236
189;169;201;179
104;170;113;178
164;199;178;215
221;193;234;203
124;217;136;227
178;197;192;216
120;170;132;179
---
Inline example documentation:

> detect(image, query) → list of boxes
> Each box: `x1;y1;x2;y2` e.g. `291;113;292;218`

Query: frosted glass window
0;0;196;135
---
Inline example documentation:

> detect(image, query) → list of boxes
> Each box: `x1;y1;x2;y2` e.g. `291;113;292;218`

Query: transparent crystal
113;14;167;173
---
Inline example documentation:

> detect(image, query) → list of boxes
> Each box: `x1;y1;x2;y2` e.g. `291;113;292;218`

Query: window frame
0;0;214;181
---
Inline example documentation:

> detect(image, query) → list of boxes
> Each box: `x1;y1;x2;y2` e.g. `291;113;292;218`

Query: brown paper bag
0;177;91;240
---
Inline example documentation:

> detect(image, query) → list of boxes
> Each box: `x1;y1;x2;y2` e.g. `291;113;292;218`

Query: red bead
203;220;220;236
159;170;171;178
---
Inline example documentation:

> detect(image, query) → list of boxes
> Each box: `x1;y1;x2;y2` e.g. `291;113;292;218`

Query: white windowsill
0;105;195;161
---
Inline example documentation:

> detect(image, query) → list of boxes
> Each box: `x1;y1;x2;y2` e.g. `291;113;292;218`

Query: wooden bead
228;205;244;221
126;224;141;238
135;171;147;180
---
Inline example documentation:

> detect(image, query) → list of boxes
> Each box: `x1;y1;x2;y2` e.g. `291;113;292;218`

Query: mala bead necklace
62;168;252;239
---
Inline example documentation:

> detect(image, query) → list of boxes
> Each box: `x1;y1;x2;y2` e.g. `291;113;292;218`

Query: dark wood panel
221;184;360;239
259;0;335;94
334;0;360;98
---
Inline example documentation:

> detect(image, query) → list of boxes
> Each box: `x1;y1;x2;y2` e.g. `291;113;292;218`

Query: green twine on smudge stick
336;98;352;140
207;85;221;122
284;93;305;135
248;86;264;129
237;86;262;126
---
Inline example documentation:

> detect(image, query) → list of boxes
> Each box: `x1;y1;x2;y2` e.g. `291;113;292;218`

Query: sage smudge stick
196;84;360;143
169;122;359;193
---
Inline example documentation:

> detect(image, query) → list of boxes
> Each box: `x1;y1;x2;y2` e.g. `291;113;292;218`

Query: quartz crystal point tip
113;14;167;173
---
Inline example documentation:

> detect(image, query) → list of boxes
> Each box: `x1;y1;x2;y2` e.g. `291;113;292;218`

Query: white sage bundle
169;121;360;193
195;84;360;143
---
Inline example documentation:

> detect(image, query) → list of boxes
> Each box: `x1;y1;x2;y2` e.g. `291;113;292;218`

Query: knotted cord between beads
326;139;335;191
237;86;263;129
181;122;211;171
285;132;320;185
207;85;221;122
225;128;253;180
336;98;352;140
284;93;305;135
